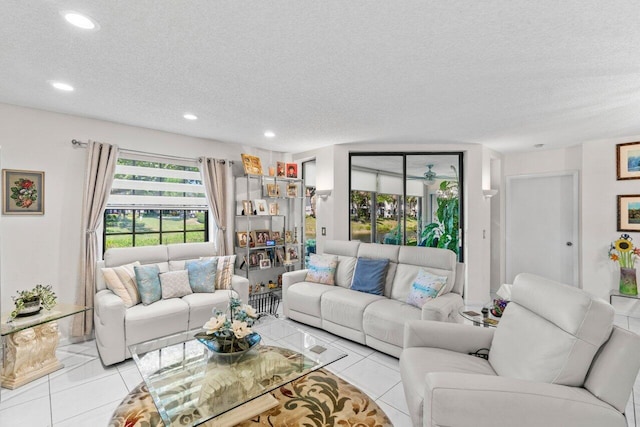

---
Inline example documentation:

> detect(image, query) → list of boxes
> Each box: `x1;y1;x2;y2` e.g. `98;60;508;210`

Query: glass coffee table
129;316;347;427
1;303;91;389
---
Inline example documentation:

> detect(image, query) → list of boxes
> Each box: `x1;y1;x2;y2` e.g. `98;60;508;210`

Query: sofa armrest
231;274;250;303
93;289;126;366
421;292;464;322
282;269;309;316
403;320;494;354
425;372;624;427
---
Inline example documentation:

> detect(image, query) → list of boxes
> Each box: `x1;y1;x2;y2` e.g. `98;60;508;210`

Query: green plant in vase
9;284;57;321
609;234;639;295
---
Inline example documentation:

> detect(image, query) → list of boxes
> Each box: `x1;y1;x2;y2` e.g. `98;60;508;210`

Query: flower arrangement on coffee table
195;296;260;354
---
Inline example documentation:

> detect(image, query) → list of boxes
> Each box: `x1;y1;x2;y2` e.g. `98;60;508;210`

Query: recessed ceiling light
50;81;74;91
183;113;198;120
264;131;276;138
62;12;98;30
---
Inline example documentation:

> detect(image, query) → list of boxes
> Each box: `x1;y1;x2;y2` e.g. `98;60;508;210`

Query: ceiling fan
415;164;458;186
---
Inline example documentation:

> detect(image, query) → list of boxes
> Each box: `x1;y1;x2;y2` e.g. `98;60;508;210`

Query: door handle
566;242;573;246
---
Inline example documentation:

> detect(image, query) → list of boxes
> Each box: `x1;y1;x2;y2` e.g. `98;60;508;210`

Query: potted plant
420;180;460;256
9;284;57;321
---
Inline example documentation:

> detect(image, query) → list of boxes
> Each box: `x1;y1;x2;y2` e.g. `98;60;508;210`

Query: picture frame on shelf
253;229;270;246
259;259;271;269
254;199;268;215
270;230;282;242
275;247;285;263
616;142;640;180
247;253;259;267
617;194;640;231
286;163;298;178
242;200;253;215
286;183;298;198
284;230;293;243
268;202;279;215
288;246;299;261
256;250;269;261
241;153;263;175
277;161;286;177
2;169;45;215
266;183;280;197
237;231;250;248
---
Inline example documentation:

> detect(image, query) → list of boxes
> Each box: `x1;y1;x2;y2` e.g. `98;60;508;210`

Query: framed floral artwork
616;142;640;180
617;194;640;231
2;169;45;215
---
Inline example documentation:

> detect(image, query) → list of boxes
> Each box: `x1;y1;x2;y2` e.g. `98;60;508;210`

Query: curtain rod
71;139;234;164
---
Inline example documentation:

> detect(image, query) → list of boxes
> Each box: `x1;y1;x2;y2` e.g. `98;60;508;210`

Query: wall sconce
483;189;498;199
316;189;332;200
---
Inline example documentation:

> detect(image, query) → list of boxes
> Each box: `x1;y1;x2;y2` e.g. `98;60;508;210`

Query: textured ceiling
1;1;640;154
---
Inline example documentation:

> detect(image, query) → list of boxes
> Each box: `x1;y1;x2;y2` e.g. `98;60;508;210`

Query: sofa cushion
135;264;162;305
363;299;421;348
105;245;168;268
489;273;614;387
166;241;216;260
397;246;457;293
321;288;384;331
406;269;448;308
125;298;190;346
391;264;455;303
101;261;141;308
305;254;338;285
323;240;360;288
159;270;192;299
182;291;237;329
213;255;236;290
351;258;389;295
287;282;340;318
186;258;218;293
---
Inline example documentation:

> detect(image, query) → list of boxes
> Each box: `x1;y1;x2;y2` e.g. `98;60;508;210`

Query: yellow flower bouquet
609;234;639;295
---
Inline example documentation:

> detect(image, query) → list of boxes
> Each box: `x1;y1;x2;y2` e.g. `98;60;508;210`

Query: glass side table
458;307;500;328
1;303;90;389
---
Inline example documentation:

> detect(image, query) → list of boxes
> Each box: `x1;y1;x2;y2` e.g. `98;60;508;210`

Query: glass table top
1;303;90;336
129;316;347;427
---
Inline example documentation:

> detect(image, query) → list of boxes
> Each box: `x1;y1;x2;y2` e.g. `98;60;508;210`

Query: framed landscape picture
616;142;640;180
2;169;45;215
618;195;640;231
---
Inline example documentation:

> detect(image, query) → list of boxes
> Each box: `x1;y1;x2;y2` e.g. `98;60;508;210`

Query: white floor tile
287;321;341;343
378;381;409;414
119;366;143;392
336;358;401;399
50;373;128;423
367;351;400;372
49;357;117;394
334;337;375;357
376;399;413;427
54;399;121;427
324;343;365;373
629;317;640;334
0;395;52;427
0;376;49;410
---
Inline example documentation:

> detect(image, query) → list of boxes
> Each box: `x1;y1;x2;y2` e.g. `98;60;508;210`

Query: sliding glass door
349;153;463;260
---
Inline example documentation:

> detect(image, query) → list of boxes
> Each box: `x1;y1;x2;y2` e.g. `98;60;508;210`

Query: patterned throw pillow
406;269;448;308
350;257;390;295
101;261;141;308
134;264;162;305
201;255;236;290
159;270;193;299
305;254;338;285
186;258;218;293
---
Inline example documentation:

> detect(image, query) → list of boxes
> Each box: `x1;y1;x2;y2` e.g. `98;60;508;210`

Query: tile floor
0;312;638;427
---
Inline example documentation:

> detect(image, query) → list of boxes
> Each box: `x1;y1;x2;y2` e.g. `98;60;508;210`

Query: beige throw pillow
202;255;237;290
101;261;141;307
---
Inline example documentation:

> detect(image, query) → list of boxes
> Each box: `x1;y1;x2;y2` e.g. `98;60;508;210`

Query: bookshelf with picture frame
235;172;305;295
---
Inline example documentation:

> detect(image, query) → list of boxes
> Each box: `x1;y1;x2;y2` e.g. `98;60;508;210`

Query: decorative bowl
196;332;261;362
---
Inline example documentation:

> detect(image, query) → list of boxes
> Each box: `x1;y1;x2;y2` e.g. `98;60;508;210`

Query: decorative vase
17;298;42;317
619;267;638;296
196;332;261;362
490;298;509;317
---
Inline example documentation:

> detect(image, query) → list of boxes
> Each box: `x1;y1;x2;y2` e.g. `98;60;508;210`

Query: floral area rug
109;367;392;427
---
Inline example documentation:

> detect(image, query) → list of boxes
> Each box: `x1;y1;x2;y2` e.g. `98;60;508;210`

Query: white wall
0;103;287;338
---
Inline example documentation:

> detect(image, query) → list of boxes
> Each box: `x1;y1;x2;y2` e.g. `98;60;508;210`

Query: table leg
1;321;63;389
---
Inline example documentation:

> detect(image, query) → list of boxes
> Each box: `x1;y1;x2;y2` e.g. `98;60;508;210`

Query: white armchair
400;273;640;427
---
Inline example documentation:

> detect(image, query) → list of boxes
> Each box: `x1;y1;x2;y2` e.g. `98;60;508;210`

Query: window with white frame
103;154;209;251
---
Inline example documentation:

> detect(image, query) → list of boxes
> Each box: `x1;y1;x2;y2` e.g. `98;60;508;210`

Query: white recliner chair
400;273;640;427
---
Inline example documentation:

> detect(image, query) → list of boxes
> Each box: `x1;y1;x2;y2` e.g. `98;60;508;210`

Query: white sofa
400;273;640;427
282;240;464;357
94;242;249;366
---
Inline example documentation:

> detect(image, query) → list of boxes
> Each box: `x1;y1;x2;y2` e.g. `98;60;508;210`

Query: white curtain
72;140;119;337
200;157;233;255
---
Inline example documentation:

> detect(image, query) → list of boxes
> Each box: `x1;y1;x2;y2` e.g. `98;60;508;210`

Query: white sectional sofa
94;242;249;366
282;240;464;357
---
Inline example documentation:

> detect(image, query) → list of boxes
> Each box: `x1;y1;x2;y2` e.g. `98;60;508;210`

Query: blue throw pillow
134;264;162;305
186;258;218;293
406;269;448;308
350;257;389;295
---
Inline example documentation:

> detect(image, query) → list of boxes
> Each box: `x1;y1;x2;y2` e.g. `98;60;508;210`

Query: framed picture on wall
616;142;640;180
617;194;640;231
2;169;45;215
241;153;263;175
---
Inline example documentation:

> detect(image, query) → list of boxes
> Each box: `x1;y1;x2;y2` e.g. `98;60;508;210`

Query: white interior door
506;172;579;286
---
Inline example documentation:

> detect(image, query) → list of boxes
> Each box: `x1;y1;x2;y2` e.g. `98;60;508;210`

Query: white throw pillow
405;269;448;308
159;270;193;299
101;261;141;307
